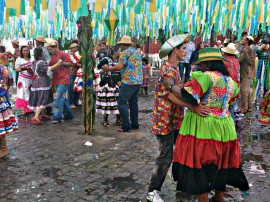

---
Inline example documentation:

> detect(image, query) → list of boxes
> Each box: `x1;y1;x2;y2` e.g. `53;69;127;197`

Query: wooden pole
77;10;95;135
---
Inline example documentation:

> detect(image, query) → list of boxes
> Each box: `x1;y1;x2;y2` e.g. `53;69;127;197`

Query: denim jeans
179;62;191;83
53;84;73;121
68;75;80;106
148;131;174;192
229;105;236;127
117;83;141;131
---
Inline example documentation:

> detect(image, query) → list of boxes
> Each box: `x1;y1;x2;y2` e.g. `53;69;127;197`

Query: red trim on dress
173;135;242;170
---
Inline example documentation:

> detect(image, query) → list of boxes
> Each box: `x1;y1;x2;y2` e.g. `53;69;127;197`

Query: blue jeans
179;63;191;83
229;105;236;128
53;84;73;121
68;75;80;106
117;83;141;131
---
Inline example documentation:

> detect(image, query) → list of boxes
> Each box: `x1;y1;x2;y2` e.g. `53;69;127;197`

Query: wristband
168;85;174;92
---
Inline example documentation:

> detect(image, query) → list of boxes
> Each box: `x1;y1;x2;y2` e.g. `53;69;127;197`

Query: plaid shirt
256;50;270;65
151;61;183;135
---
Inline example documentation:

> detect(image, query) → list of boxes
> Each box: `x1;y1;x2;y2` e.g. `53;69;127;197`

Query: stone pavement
0;75;270;202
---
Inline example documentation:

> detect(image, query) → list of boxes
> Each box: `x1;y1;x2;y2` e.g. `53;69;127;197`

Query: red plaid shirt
49;50;72;85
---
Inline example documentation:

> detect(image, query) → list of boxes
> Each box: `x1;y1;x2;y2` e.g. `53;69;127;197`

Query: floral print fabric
118;47;142;85
151;61;183;135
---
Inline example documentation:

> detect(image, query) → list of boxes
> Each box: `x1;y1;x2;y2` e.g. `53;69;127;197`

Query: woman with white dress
15;46;34;115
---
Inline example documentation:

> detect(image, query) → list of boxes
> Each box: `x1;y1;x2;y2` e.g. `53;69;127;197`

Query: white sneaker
147;190;164;202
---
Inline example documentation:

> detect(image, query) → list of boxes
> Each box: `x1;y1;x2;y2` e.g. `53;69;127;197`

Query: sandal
40;115;51;120
51;120;62;124
32;117;43;125
116;115;122;126
117;128;130;133
103;115;110;127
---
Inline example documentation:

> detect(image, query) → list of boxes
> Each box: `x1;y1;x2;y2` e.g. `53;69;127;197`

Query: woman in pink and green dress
163;48;249;202
259;89;270;125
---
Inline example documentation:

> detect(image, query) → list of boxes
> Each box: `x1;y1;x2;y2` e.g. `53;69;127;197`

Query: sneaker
147;190;164;202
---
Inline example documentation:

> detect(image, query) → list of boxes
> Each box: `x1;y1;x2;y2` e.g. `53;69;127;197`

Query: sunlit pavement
0;74;269;202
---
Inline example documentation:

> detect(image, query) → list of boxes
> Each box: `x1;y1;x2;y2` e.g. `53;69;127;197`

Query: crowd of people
0;33;269;202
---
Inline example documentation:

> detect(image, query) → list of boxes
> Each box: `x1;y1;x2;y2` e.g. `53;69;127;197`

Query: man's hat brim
159;34;189;59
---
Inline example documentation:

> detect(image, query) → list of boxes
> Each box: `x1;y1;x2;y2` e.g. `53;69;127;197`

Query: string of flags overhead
0;0;269;42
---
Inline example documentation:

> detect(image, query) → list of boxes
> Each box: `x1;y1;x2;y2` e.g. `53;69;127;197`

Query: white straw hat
221;43;239;55
159;34;189;59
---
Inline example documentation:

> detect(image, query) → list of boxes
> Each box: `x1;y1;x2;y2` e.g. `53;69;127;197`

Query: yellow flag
29;0;35;7
42;0;48;10
163;5;167;17
149;0;156;13
259;0;264;23
6;0;16;8
5;9;9;23
71;0;80;11
103;0;107;9
130;10;134;28
16;0;21;17
95;0;103;12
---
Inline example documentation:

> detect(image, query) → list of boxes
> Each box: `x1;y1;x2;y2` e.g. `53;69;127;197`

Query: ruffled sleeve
229;81;240;104
183;71;212;103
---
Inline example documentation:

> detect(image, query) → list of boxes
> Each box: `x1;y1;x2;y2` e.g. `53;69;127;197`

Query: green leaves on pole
77;10;95;135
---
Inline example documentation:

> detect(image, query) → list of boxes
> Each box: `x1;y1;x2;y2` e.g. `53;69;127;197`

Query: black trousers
148;130;179;192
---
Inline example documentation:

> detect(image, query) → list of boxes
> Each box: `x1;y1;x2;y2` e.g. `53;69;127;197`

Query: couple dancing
147;35;249;202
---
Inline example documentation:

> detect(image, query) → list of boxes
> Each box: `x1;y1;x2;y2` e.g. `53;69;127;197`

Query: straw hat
45;38;58;47
246;35;254;42
193;47;229;65
34;36;47;43
221;43;239;55
68;43;78;49
159;34;189;59
11;40;19;46
223;39;230;44
117;36;133;45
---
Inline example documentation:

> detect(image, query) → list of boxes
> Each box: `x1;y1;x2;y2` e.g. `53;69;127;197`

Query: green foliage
77;11;95;135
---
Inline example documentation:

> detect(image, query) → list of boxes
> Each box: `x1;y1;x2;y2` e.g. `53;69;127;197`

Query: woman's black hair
0;46;5;53
97;51;107;60
168;43;184;57
108;46;118;58
142;57;148;64
208;60;229;76
196;42;203;51
34;47;43;60
20;45;30;58
224;52;237;57
247;39;253;46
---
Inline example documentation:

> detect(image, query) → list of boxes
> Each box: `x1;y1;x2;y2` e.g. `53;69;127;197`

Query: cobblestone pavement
0;74;270;202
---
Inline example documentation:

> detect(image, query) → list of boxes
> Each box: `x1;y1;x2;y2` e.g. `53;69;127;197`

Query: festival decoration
104;8;119;46
0;0;269;41
77;9;95;135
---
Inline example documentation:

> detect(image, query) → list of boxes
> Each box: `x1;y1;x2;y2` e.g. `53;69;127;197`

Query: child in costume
140;57;151;96
0;82;18;158
258;89;270;125
73;68;83;93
